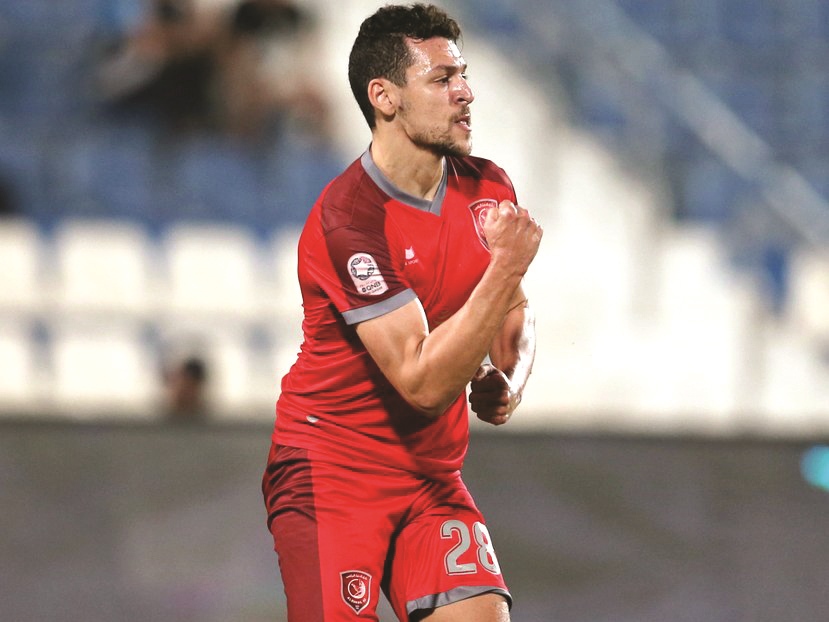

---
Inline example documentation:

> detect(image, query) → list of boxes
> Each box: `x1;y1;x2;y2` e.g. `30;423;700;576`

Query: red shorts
262;444;511;621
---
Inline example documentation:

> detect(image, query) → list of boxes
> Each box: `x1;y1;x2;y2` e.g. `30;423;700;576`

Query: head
165;356;209;419
348;3;474;157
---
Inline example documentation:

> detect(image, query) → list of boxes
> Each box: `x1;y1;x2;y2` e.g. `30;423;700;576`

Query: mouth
454;111;471;131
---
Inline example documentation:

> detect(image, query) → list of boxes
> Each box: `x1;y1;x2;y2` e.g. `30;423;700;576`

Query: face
396;37;475;157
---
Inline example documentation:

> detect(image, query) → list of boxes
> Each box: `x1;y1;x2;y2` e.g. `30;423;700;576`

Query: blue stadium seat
260;136;344;231
166;136;263;229
50;125;157;226
615;0;673;39
679;158;743;223
719;0;782;46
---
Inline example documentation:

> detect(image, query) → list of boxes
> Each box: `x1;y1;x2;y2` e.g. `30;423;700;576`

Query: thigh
263;445;414;622
415;592;510;622
385;474;511;621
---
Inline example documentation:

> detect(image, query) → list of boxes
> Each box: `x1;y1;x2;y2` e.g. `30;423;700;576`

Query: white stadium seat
49;322;158;418
787;248;829;343
0;320;44;413
0;218;44;317
260;226;303;325
50;219;157;320
160;223;261;325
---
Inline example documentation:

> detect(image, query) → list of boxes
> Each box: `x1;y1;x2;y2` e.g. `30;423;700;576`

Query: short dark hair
348;3;462;128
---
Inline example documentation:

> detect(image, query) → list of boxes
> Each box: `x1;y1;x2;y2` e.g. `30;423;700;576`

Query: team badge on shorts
340;570;372;614
347;252;389;296
468;198;498;250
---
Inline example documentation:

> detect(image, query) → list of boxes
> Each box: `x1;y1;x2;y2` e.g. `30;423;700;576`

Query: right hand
483;200;543;275
469;363;520;426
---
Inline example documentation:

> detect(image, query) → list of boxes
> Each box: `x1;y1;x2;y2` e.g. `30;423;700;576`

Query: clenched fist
469;363;520;426
482;200;542;277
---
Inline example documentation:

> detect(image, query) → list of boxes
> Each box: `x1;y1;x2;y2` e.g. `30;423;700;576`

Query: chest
386;190;495;328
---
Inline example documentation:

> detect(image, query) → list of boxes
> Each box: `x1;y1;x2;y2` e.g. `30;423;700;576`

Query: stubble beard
411;127;472;158
400;104;473;158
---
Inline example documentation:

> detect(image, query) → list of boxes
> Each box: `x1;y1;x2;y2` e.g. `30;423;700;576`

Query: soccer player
262;4;542;621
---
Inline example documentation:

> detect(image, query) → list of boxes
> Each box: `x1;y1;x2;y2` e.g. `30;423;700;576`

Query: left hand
469;364;520;426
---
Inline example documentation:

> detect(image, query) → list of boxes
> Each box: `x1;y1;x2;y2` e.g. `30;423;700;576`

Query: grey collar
360;149;447;215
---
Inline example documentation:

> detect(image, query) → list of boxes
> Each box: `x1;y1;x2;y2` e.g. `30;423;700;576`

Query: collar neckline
360;149;447;216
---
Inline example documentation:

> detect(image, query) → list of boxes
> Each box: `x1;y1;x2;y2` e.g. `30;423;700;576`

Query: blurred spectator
162;355;210;422
97;0;330;143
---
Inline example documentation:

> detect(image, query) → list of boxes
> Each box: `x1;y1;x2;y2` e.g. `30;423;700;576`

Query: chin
415;132;472;158
437;141;472;158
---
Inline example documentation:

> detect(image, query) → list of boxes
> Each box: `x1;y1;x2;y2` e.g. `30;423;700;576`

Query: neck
369;135;445;201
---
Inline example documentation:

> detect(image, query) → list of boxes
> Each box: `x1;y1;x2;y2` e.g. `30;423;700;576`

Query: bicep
355;298;430;393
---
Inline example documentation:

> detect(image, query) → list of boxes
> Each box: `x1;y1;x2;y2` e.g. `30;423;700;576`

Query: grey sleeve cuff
341;288;418;325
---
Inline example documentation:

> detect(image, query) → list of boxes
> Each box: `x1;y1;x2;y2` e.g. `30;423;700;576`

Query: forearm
358;259;524;418
356;200;542;418
490;297;536;400
410;266;525;416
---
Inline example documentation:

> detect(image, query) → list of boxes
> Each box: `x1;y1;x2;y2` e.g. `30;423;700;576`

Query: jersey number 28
440;519;501;575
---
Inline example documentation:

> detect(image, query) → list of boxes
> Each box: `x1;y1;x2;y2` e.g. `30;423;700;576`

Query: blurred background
1;0;829;620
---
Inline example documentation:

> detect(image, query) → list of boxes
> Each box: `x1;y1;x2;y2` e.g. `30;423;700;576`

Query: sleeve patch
347;252;389;296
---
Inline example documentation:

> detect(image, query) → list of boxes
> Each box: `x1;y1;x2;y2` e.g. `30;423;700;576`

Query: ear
367;78;399;120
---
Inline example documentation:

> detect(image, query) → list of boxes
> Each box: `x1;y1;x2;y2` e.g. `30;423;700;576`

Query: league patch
348;252;389;296
468;198;498;250
340;570;372;614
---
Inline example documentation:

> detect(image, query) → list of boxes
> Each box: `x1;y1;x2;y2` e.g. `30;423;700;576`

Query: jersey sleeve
311;223;416;325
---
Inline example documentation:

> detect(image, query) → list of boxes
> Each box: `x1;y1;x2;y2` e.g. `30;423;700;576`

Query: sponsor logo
348;253;388;296
340;570;372;614
468;199;498;250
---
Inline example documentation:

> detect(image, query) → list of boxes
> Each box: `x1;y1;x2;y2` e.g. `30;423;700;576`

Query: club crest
340;570;372;614
468;198;498;250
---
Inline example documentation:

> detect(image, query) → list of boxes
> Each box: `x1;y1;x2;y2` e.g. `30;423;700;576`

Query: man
262;4;542;621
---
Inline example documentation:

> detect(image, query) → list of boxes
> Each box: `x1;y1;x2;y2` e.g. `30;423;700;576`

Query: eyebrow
429;62;468;75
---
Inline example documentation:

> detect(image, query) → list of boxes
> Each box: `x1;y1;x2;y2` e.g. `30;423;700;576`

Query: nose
455;76;474;104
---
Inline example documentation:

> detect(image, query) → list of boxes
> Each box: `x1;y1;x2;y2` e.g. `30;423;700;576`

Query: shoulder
317;157;387;233
446;155;513;187
446;155;517;203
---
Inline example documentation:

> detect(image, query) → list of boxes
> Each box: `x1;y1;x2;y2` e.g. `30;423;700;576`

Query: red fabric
262;445;510;621
271;152;517;479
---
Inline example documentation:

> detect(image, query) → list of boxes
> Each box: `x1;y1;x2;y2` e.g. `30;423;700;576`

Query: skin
354;36;542;621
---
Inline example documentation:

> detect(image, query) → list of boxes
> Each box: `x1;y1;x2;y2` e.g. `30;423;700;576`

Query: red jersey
273;149;517;478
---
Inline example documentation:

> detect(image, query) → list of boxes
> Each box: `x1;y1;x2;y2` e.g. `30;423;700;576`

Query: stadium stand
0;0;826;427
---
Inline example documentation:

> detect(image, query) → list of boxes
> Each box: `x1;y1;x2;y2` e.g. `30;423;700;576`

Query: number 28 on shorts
440;519;501;575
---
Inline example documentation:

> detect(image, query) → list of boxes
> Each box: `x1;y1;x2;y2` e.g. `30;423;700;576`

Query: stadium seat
756;325;829;432
159;222;262;325
170;137;262;225
786;248;829;343
656;226;738;322
49;219;158;321
260;226;303;325
0;320;43;414
155;322;263;419
206;331;259;417
0;218;44;318
49;322;158;419
55;127;157;224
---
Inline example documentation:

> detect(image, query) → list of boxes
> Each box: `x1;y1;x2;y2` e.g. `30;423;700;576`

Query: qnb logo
347;252;389;296
468;198;498;251
340;570;372;614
